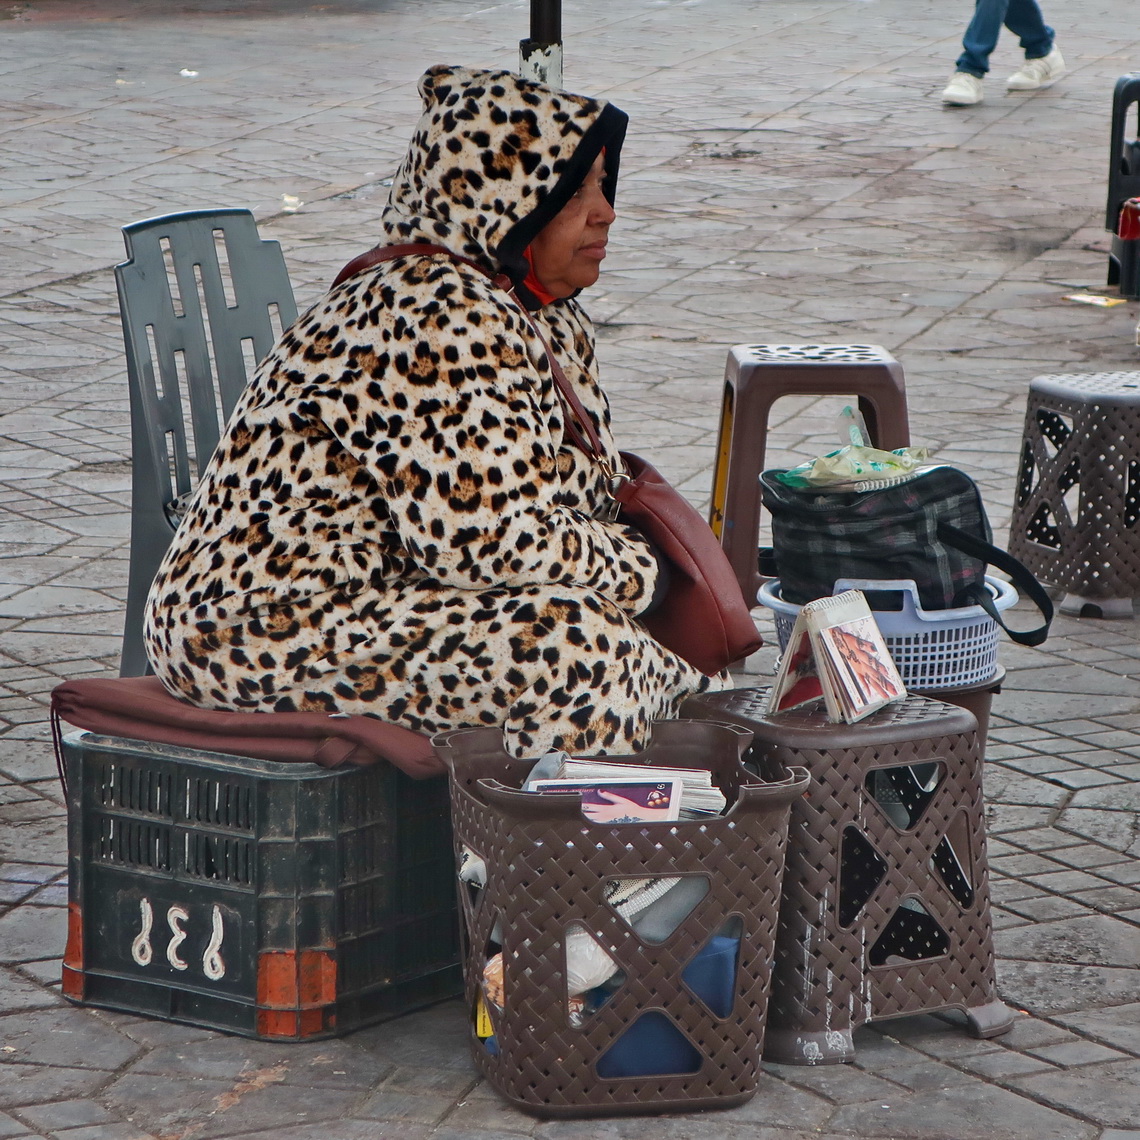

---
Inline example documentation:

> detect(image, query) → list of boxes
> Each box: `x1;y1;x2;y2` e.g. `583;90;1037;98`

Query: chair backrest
116;208;299;677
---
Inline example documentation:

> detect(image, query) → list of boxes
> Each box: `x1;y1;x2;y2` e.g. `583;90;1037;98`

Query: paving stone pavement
1;0;1139;1135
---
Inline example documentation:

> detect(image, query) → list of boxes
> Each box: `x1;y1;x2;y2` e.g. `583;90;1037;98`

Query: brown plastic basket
433;720;809;1118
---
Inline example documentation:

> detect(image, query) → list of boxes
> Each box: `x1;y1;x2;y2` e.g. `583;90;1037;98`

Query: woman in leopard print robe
144;64;727;758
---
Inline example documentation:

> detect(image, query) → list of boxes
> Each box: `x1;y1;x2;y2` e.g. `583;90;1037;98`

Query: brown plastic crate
433;720;809;1117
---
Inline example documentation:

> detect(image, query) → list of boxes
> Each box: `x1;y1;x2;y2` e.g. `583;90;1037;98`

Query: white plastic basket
757;576;1018;691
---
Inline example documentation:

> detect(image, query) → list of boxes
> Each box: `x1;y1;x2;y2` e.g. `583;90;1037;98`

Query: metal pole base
519;39;563;88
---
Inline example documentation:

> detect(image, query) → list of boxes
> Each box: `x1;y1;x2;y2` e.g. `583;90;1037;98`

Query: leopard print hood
380;64;628;306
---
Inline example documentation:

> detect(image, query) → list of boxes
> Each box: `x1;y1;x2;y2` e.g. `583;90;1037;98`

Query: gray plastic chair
116;208;299;677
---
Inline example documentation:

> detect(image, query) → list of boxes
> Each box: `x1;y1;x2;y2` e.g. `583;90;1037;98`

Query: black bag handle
937;521;1054;647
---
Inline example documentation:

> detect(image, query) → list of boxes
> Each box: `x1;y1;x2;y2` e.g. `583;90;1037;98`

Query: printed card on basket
529;777;683;823
767;589;906;723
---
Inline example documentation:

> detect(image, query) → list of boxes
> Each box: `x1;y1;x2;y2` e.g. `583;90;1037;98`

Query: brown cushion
51;675;443;779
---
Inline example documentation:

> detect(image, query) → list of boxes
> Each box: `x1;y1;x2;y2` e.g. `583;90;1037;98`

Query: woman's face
529;152;615;298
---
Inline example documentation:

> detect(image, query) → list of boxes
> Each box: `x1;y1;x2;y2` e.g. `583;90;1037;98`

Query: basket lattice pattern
436;721;808;1117
682;689;1011;1064
1009;372;1140;599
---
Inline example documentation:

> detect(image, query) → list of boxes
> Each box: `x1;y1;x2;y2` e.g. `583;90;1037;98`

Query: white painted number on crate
203;905;226;980
166;905;191;970
129;897;229;979
130;897;154;966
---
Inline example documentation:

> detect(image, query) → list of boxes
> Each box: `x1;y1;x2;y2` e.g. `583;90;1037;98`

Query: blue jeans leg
955;0;1054;76
956;0;1009;77
1005;0;1054;58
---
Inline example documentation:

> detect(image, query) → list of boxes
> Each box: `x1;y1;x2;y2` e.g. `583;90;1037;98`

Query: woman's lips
579;242;608;260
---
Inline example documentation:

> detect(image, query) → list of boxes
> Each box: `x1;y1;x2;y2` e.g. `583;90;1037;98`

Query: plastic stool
709;344;910;603
1106;73;1140;298
682;688;1013;1065
1009;372;1140;618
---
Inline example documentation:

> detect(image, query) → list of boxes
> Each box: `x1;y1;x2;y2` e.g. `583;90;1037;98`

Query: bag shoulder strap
332;243;606;459
937;521;1054;646
332;242;511;292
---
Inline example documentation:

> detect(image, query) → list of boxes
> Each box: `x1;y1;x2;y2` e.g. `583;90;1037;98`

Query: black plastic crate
60;731;461;1040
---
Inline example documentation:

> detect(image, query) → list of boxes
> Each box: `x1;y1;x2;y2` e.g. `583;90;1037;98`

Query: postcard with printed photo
529;778;683;823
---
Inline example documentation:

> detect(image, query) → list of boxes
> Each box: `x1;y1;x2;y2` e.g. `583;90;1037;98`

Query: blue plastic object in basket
757;576;1017;690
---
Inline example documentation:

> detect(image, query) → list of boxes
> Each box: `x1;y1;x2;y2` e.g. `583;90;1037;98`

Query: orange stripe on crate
254;1007;333;1039
257;1008;298;1038
257;950;337;1005
60;965;85;999
255;950;336;1038
63;901;83;971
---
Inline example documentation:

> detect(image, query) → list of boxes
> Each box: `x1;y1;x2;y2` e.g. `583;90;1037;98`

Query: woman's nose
590;190;616;225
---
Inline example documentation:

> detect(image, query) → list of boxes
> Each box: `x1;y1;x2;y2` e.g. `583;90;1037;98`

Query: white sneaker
1007;47;1065;90
942;72;984;106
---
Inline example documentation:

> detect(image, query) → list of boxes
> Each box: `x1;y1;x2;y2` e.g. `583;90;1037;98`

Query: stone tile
0;1063;114;1109
100;1073;361;1140
1057;806;1140;851
0;1111;30;1139
992;1015;1079;1051
1022;869;1114;893
1002;894;1091;922
993;826;1087;853
864;1060;976;1091
51;1127;157;1140
16;958;64;988
1048;844;1130;870
1048;768;1126;789
696;1071;833;1131
771;1063;901;1103
953;1050;1057;1079
1052;1003;1140;1053
16;1100;112;1130
0;1008;142;1071
1066;749;1140;771
991;906;1032;930
990;879;1050;905
1027;1039;1132;1066
999;755;1082;777
993;914;1140;970
0;863;63;886
0;901;67;964
1008;1059;1140;1129
211;1124;425;1140
432;1092;536;1136
0;964;66;1012
989;852;1069;877
354;1089;460;1127
1074;886;1140;912
997;961;1140;1017
984;805;1057;835
827;1083;1097;1140
1095;860;1140;885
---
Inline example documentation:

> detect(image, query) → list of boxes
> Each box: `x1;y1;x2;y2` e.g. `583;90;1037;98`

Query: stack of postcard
532;758;727;822
767;589;906;723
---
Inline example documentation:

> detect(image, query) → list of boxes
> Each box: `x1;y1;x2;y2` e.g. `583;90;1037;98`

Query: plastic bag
773;406;929;489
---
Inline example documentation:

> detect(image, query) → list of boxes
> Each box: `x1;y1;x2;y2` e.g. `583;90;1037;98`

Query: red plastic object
1119;198;1140;241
